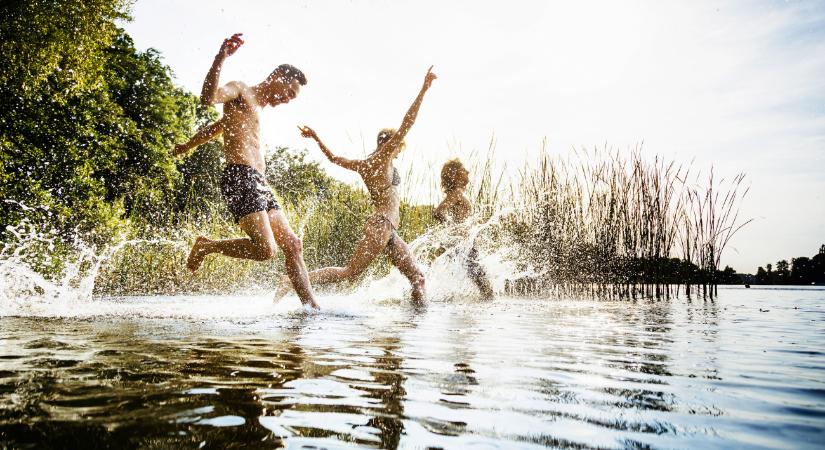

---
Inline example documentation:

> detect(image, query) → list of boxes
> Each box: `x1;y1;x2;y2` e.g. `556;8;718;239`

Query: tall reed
501;146;749;299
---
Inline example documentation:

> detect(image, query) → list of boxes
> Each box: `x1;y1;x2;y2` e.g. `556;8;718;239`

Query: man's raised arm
200;33;244;105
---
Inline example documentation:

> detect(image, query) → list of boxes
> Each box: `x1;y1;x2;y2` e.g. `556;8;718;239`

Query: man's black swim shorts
220;164;280;223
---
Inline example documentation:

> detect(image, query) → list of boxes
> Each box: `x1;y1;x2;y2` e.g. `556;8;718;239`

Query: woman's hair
441;158;467;192
376;128;405;152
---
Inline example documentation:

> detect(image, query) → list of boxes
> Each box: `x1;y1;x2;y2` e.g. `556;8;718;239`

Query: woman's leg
386;234;426;304
274;218;392;300
309;220;392;284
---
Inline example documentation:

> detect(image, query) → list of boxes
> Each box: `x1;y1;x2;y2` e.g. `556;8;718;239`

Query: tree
718;265;739;284
100;31;201;224
174;137;225;221
791;257;812;285
754;245;825;285
812;245;825;285
266;147;331;206
1;2;202;240
1;0;130;237
775;259;790;284
756;266;768;284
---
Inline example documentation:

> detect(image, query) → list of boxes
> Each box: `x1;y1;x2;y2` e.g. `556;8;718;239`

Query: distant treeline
747;245;825;286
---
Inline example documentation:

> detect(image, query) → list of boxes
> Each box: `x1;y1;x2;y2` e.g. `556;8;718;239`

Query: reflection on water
1;286;824;449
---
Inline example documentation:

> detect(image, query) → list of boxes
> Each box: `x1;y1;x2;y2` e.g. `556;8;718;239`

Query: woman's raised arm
298;126;362;171
375;66;437;160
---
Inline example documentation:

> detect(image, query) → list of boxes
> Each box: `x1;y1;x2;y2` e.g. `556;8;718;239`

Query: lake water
1;286;823;449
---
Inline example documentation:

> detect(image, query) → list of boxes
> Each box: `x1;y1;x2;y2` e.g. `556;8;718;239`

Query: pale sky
121;0;825;272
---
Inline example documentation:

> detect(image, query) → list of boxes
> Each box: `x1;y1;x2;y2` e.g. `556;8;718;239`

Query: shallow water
1;286;823;449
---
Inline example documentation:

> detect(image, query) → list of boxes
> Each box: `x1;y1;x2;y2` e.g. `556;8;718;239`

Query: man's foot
411;285;426;306
187;236;212;272
273;275;292;303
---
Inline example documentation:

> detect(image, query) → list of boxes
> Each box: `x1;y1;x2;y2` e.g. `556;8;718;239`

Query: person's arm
172;119;224;157
433;196;454;223
200;33;244;105
375;66;437;160
298;126;362;171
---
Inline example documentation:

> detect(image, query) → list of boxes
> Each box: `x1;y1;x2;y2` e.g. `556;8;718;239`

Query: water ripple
0;287;823;448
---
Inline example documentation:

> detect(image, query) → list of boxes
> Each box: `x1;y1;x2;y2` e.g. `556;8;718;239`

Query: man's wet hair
270;64;307;86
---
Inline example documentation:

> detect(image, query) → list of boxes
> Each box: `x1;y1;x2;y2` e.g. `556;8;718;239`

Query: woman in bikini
275;66;437;304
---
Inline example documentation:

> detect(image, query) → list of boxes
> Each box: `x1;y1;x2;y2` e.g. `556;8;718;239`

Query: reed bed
500;146;750;299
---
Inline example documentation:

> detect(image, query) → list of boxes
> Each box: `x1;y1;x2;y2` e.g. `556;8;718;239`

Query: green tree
266;147;331;206
791;257;812;285
101;30;202;225
0;1;203;241
1;0;130;237
174;138;225;221
756;266;768;284
775;259;790;283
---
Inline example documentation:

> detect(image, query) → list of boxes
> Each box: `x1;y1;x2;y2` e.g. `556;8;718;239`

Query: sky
121;0;825;272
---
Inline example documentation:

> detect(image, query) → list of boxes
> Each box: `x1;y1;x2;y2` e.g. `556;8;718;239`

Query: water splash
0;218;177;316
1;201;537;315
356;208;539;302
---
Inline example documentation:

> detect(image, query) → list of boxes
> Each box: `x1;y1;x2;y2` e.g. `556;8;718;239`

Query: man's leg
466;246;494;299
267;209;319;309
386;235;426;304
187;211;276;271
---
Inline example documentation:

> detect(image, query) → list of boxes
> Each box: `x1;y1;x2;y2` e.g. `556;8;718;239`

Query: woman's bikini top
369;166;401;206
375;166;400;192
390;166;401;187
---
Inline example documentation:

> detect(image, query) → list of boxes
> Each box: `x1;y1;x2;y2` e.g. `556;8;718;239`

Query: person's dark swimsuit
220;164;280;223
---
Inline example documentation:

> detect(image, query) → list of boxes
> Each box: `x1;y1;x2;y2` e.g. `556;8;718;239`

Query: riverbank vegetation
749;245;825;285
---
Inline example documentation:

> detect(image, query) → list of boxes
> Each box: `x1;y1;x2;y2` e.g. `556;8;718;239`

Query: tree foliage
0;0;202;240
754;245;825;285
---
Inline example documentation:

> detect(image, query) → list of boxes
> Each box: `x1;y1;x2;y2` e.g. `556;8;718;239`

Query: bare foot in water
273;274;292;303
187;236;211;272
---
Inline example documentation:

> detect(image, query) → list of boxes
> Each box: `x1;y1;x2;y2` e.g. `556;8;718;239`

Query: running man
172;33;318;309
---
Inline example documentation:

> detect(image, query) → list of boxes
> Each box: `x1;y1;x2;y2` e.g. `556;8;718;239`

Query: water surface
1;286;823;449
